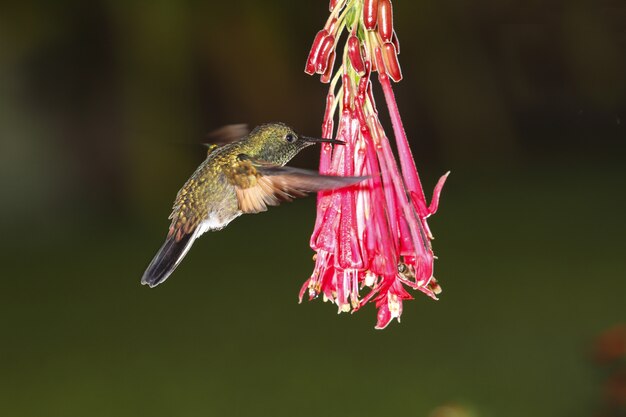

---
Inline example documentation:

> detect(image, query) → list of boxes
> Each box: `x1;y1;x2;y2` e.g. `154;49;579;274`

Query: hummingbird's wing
205;124;250;145
228;156;368;214
203;124;250;156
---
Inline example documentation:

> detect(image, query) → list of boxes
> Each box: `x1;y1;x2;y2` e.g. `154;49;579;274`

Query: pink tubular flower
300;0;449;329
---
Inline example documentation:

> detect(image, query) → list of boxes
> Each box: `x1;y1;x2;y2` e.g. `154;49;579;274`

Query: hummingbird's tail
141;229;199;288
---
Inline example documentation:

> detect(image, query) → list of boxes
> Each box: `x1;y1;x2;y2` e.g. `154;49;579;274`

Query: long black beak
301;136;345;145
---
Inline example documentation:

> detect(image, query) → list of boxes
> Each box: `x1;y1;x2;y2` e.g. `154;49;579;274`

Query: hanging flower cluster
299;0;449;329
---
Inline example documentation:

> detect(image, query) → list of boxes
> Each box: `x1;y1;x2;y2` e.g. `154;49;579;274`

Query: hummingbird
141;122;366;288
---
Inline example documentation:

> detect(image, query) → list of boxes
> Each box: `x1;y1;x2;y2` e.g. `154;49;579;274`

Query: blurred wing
228;156;368;214
205;124;249;145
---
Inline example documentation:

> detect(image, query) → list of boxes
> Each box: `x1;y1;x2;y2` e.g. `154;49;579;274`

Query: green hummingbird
141;122;366;288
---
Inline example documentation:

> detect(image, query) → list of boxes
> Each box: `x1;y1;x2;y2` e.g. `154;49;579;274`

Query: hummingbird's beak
301;136;345;145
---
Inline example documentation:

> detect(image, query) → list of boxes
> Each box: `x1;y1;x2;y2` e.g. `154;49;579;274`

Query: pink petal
428;171;450;216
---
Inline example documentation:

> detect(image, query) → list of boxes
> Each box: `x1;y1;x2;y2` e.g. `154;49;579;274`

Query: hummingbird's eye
285;133;295;143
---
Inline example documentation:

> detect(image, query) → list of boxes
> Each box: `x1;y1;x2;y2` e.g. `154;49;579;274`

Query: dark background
1;1;625;416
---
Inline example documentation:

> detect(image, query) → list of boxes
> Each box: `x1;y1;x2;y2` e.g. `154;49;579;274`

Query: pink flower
300;0;449;329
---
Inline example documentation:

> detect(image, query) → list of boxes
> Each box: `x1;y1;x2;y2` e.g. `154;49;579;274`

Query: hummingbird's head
248;123;344;165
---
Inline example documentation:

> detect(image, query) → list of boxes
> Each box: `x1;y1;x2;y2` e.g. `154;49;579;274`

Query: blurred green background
1;1;625;416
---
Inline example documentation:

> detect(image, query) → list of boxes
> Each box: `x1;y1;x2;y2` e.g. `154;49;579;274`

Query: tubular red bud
305;30;330;75
347;35;366;75
316;34;335;74
320;51;335;83
378;0;393;42
391;30;400;54
363;0;379;30
382;42;402;82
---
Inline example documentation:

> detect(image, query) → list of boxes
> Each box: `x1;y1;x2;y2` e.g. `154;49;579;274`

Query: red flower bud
305;30;330;75
316;34;335;74
382;42;402;82
363;0;379;30
378;0;393;42
391;30;400;54
347;35;366;75
320;51;335;83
